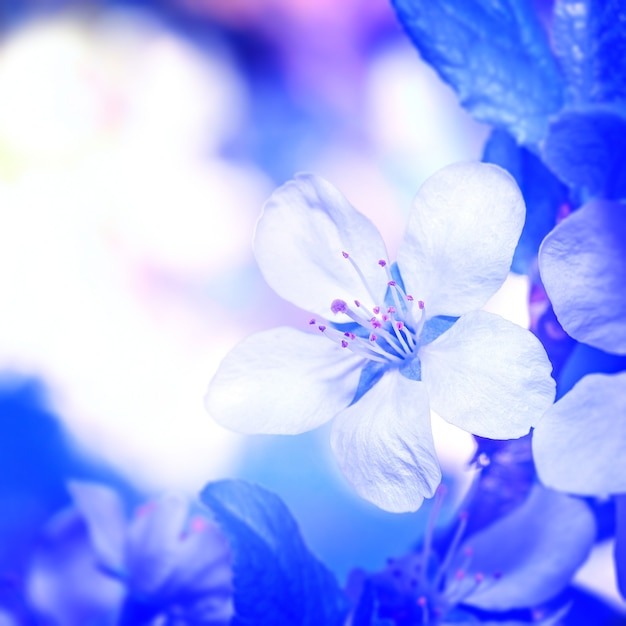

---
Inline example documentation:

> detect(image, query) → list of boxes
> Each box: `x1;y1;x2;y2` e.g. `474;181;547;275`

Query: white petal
397;162;525;318
420;310;555;438
330;370;441;513
206;327;363;434
533;372;626;495
254;173;390;317
539;200;626;355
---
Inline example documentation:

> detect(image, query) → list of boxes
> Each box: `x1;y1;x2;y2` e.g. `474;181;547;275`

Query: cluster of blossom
1;0;625;625
205;0;625;622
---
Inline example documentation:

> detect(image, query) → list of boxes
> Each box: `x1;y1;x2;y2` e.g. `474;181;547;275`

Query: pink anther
331;299;348;314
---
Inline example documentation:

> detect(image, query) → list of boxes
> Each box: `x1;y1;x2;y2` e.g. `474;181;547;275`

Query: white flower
206;162;555;513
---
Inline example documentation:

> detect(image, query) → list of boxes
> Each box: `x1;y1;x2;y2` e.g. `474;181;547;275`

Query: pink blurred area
0;1;489;493
180;0;396;111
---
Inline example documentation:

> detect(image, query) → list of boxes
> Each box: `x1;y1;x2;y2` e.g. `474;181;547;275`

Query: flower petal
27;510;123;625
420;310;555;438
539;200;626;355
161;519;232;598
67;482;127;575
206;327;363;435
126;492;189;595
330;370;441;513
453;486;595;611
254;173;389;317
397;162;525;318
533;372;626;495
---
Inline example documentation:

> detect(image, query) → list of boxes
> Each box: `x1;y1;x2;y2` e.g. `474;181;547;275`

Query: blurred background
0;0;528;584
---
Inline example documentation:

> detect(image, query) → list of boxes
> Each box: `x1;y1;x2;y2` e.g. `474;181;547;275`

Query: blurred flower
206;162;555;513
0;10;275;489
347;485;595;625
178;0;395;114
28;482;233;625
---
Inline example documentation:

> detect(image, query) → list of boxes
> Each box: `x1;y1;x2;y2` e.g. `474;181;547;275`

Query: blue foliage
390;0;565;145
200;480;350;626
483;129;568;273
542;109;626;200
553;0;626;105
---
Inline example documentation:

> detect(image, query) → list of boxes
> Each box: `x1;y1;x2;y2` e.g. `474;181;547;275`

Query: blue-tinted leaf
553;0;626;105
483;129;568;273
200;480;349;626
542;108;626;199
391;0;565;145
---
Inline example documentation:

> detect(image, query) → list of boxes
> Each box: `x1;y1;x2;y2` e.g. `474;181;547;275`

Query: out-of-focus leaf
483;129;568;274
616;494;626;600
542;108;626;198
462;436;535;538
200;480;349;626
553;0;626;105
390;0;565;145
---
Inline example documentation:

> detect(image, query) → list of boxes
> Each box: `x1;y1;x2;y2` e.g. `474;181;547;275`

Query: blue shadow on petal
557;342;626;399
351;362;387;405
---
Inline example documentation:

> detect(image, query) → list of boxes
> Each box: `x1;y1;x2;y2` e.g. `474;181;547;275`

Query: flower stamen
313;253;427;367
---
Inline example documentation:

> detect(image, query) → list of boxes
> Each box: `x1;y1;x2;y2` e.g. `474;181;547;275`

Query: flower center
310;252;425;366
